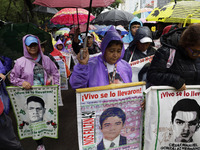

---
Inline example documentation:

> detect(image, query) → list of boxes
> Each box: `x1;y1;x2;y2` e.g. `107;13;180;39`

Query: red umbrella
69;24;97;34
50;8;95;26
33;0;115;47
33;0;115;8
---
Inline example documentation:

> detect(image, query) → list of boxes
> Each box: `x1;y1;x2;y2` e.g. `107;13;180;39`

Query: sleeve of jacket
69;63;89;89
0;61;6;74
9;60;25;86
147;47;185;89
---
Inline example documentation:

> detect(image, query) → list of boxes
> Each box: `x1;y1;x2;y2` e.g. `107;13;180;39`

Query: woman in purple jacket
69;26;132;89
10;34;59;150
10;34;59;90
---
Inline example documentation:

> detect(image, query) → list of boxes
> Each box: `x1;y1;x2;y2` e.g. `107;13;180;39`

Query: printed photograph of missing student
26;96;46;123
171;98;200;143
97;107;127;150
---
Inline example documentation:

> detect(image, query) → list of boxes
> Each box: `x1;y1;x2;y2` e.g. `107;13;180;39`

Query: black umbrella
91;9;135;26
32;6;58;15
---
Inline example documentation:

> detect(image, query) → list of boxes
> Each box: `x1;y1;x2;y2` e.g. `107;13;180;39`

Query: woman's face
186;45;200;59
26;43;39;58
104;44;122;64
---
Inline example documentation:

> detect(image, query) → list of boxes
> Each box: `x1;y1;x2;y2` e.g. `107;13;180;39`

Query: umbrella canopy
94;25;128;36
146;1;200;24
33;0;115;8
55;27;70;36
50;8;95;26
69;24;96;34
0;23;53;60
133;8;153;19
32;5;58;15
91;9;135;26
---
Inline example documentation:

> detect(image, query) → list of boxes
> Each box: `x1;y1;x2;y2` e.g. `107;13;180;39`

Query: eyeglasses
188;48;200;56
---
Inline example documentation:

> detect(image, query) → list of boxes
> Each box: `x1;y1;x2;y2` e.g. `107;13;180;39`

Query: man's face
130;24;140;36
101;116;124;141
172;111;199;142
27;101;45;123
87;36;93;47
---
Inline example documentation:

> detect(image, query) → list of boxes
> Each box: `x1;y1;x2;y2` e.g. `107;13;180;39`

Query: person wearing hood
147;23;200;90
10;34;60;88
10;34;60;150
54;39;69;53
69;26;132;89
123;26;156;62
122;17;143;47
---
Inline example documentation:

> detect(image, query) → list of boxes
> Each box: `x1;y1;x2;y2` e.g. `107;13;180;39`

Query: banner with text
6;85;58;140
76;82;146;150
144;86;200;150
130;55;154;82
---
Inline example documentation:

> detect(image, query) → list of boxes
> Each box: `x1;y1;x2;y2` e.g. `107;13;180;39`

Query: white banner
53;56;68;90
130;55;154;82
76;82;146;150
6;85;58;140
144;86;200;150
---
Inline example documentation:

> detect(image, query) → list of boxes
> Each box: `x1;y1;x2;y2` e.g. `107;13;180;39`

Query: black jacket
72;40;100;55
123;43;156;62
147;27;200;89
123;26;156;62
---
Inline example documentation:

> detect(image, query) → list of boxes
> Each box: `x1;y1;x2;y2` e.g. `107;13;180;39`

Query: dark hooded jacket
147;27;200;89
123;26;156;62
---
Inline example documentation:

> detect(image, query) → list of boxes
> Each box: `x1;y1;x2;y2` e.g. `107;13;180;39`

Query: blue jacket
122;17;143;44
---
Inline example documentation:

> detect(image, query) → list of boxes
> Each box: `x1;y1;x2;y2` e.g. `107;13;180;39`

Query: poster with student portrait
130;55;154;82
53;56;68;90
76;82;146;150
61;51;71;69
6;85;58;140
144;85;200;150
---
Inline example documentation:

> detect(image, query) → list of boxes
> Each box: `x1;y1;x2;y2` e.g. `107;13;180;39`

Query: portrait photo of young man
97;107;127;150
26;96;46;123
171;98;200;143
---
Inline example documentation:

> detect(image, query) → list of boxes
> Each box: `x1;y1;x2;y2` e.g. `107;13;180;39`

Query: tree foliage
0;0;122;25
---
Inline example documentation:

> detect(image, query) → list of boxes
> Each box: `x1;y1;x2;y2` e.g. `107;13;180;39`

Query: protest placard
130;55;154;82
76;82;146;150
144;86;200;150
6;85;58;140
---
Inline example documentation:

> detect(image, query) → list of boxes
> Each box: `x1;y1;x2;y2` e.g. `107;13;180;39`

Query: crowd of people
1;15;200;150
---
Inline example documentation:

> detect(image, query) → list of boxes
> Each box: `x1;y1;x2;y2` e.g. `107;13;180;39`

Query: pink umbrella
50;8;95;26
33;0;115;47
33;0;115;8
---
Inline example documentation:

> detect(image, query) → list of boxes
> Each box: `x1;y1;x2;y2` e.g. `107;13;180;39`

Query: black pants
0;113;23;150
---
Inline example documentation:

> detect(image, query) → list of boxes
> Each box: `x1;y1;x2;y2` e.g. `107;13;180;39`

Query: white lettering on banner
81;88;142;101
82;118;95;146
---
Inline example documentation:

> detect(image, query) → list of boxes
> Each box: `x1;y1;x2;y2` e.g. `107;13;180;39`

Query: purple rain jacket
69;26;132;89
54;39;69;53
10;34;60;86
